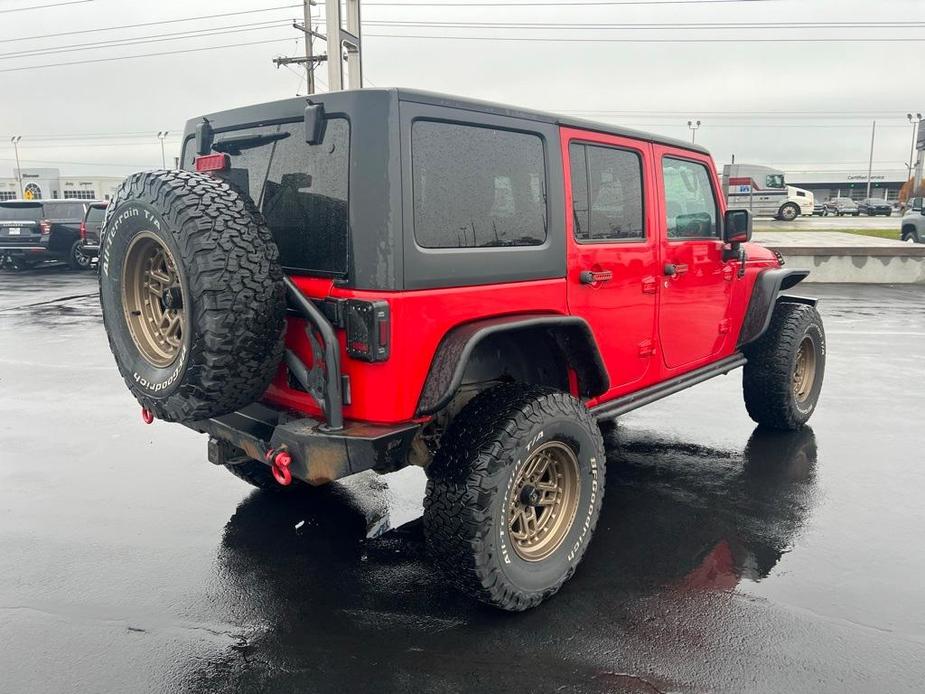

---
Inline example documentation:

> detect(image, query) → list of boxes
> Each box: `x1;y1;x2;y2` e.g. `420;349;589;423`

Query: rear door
655;147;735;371
0;201;43;246
563;128;659;392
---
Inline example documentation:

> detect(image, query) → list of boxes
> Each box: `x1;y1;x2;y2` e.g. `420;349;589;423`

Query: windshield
0;202;43;221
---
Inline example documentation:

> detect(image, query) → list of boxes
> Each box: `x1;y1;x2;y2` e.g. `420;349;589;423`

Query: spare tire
99;170;285;423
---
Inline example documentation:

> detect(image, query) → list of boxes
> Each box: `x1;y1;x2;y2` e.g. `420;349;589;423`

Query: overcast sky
1;0;922;179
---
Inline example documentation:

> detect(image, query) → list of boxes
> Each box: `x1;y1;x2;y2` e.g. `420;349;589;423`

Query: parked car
823;197;860;216
812;201;826;216
78;201;108;265
97;88;826;611
901;207;924;243
0;199;99;270
858;198;893;216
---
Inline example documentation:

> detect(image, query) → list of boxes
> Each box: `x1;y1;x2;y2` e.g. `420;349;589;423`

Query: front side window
569;142;644;241
412;120;547;248
662;157;719;239
766;174;785;189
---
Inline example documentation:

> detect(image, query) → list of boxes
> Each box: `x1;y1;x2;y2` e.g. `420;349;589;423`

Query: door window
569;143;644;241
662;157;720;240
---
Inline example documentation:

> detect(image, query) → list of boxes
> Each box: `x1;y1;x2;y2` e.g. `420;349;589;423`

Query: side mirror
304;102;326;145
723;208;752;245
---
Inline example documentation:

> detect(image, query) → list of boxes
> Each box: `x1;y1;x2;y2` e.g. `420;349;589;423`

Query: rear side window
86;206;106;222
569;142;644;241
662;157;719;239
0;203;43;221
411;121;547;248
199;118;350;276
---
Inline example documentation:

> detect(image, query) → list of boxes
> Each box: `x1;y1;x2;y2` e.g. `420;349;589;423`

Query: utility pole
273;0;327;94
866;120;876;198
688;120;701;144
10;136;23;197
915;116;925;196
157;131;169;169
907;113;922;182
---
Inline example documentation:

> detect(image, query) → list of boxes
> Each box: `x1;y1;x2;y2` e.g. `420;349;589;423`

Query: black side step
590;353;747;421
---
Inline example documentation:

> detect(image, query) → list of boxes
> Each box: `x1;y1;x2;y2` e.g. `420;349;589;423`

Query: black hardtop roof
185;87;709;155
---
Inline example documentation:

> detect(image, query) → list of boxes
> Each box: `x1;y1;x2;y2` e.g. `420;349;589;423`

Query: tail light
344;299;390;362
39;219;51;235
194;153;229;173
79;221;87;241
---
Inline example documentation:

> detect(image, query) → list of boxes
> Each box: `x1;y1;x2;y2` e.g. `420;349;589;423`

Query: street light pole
687;120;701;144
866;120;876;199
157;131;168;169
10;136;23;198
907;113;922;183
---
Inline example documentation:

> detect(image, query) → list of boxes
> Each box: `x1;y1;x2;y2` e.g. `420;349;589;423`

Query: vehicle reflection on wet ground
1;271;923;693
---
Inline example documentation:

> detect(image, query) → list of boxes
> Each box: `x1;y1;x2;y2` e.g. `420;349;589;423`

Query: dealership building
0;168;123;202
785;168;908;202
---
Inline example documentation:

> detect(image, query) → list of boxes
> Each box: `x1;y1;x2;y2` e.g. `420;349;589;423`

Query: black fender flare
416;315;610;416
738;268;816;348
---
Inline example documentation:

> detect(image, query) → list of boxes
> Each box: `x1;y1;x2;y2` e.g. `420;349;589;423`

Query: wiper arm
212;131;290;154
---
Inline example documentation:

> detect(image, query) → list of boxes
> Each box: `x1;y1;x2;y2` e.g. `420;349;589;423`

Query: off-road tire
743;303;825;430
902;226;919;243
99;170;285;423
777;203;800;222
424;383;605;611
224;459;304;492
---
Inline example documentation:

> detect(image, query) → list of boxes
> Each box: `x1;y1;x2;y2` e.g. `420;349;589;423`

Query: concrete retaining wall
774;250;925;283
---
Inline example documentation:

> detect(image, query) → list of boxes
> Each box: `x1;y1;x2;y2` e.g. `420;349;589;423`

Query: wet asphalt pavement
1;267;924;693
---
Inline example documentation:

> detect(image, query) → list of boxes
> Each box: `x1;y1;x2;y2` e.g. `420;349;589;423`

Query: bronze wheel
508;440;581;562
121;232;185;368
792;336;816;403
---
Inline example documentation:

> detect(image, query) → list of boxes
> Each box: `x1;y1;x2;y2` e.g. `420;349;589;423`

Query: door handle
579;269;613;284
663;263;688;277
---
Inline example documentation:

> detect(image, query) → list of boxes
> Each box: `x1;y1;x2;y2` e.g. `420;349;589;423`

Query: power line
364;32;925;43
0;157;154;168
0;37;296;74
362;0;780;5
0;0;93;13
0;3;301;44
0;20;294;60
365;20;924;30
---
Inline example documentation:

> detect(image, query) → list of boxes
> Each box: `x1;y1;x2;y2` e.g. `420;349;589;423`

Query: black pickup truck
0;199;97;270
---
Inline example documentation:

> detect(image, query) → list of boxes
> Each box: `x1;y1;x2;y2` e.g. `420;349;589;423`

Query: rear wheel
424;383;605;611
902;227;919;243
68;240;92;271
743;303;825;430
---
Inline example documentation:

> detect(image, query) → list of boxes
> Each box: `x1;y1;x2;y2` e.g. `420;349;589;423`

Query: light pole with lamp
907;113;922;183
10;136;23;198
688;120;701;144
157;131;169;169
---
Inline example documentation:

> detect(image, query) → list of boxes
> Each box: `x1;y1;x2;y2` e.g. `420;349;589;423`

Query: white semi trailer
722;164;812;221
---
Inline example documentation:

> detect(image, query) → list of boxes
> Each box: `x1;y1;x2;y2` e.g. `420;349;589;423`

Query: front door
564;129;659;393
656;149;735;370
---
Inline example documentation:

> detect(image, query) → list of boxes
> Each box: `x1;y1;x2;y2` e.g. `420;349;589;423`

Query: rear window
43;202;86;219
190;118;350;276
86;206;107;222
0;202;43;221
411;120;547;249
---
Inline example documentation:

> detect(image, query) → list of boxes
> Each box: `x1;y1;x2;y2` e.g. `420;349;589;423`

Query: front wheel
424;384;605;611
743;303;826;430
778;203;800;222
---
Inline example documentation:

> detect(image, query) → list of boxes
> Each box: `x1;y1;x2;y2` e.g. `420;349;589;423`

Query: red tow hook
141;408;154;424
267;448;293;486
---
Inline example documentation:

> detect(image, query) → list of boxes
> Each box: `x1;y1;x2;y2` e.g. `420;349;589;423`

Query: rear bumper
79;242;100;257
0;245;52;258
187;402;420;485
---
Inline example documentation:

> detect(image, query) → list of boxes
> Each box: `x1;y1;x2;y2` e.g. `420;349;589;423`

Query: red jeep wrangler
99;89;825;611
